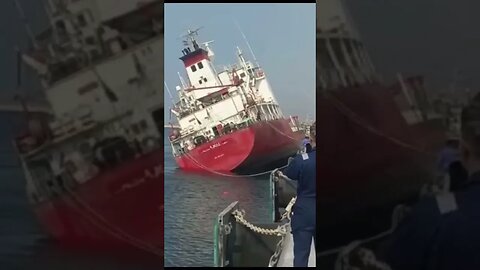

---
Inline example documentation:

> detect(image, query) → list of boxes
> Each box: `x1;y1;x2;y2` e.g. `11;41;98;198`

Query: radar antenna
180;27;203;50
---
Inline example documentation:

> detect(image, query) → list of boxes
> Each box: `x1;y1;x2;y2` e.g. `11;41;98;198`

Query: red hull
32;149;164;262
316;84;446;245
175;119;302;172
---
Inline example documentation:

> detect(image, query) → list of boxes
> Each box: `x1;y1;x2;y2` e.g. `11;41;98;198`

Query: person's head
460;93;480;172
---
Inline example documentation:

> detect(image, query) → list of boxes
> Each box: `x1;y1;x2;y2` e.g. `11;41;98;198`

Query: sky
163;3;316;123
0;0;47;101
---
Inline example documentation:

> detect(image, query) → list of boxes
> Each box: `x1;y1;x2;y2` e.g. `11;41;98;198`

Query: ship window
203;78;207;82
198;62;204;69
151;108;164;138
85;36;95;45
139;120;148;130
77;14;87;27
240;73;246;78
131;123;140;134
191;65;197;72
199;80;203;84
55;20;66;34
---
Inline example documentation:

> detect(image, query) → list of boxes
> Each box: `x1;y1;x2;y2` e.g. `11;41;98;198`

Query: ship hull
31;149;164;261
174;119;302;173
316;84;446;250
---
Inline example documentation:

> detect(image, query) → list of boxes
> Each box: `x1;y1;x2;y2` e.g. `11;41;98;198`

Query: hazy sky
163;3;316;122
0;0;46;101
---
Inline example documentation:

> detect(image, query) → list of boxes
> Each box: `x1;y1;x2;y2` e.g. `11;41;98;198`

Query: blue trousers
293;229;316;266
291;199;316;267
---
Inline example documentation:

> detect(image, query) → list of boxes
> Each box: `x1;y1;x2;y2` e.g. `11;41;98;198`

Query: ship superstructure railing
170;104;284;157
317;28;377;91
33;1;163;86
18;110;134;159
18;112;163;204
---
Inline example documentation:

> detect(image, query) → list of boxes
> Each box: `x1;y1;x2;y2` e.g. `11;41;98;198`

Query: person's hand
287;157;294;165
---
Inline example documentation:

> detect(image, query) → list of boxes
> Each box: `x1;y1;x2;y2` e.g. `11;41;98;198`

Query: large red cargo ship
12;0;164;263
168;29;303;173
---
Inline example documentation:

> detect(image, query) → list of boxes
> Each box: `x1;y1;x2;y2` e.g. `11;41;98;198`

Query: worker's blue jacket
386;171;480;270
283;149;316;232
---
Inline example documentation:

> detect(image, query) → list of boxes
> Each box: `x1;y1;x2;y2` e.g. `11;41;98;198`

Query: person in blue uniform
384;93;480;270
277;128;316;267
437;139;468;191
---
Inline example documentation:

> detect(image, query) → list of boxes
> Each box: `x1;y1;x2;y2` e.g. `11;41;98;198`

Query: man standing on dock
385;93;480;270
277;125;316;267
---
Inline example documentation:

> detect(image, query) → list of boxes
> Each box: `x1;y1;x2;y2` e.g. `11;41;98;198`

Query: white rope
265;119;302;142
318;204;410;258
183;151;288;177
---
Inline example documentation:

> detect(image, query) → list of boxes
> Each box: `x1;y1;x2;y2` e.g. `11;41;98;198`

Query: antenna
13;46;30;123
178;72;187;89
13;0;39;50
164;81;175;104
180;27;203;48
233;20;258;66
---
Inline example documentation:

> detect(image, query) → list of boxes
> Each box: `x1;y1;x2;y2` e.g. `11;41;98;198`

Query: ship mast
13;0;39;50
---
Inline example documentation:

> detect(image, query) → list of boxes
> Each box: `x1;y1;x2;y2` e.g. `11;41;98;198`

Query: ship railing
19;111;132;159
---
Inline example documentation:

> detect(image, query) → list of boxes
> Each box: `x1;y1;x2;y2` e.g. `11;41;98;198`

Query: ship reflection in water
163;131;272;267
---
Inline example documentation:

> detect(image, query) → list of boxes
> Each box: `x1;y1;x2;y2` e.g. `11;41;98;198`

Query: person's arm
384;198;441;270
282;156;301;181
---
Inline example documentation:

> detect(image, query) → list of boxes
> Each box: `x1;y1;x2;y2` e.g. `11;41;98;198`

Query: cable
324;91;436;157
183;151;288;178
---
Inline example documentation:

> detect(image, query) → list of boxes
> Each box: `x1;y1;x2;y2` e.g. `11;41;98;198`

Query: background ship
317;0;448;254
167;29;303;173
10;0;164;262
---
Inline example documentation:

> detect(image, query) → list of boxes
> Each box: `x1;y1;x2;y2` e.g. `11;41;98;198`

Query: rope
265;119;302;142
317;204;410;258
183;151;288;177
324;91;435;157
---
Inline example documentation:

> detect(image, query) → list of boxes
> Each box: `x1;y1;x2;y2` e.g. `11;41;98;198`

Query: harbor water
164;128;273;267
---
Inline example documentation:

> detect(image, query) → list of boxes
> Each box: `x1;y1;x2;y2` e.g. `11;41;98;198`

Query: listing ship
168;29;303;173
12;0;164;260
316;0;447;251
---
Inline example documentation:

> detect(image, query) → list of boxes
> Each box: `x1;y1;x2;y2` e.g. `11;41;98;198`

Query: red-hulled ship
316;0;447;251
168;29;303;172
12;0;164;262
